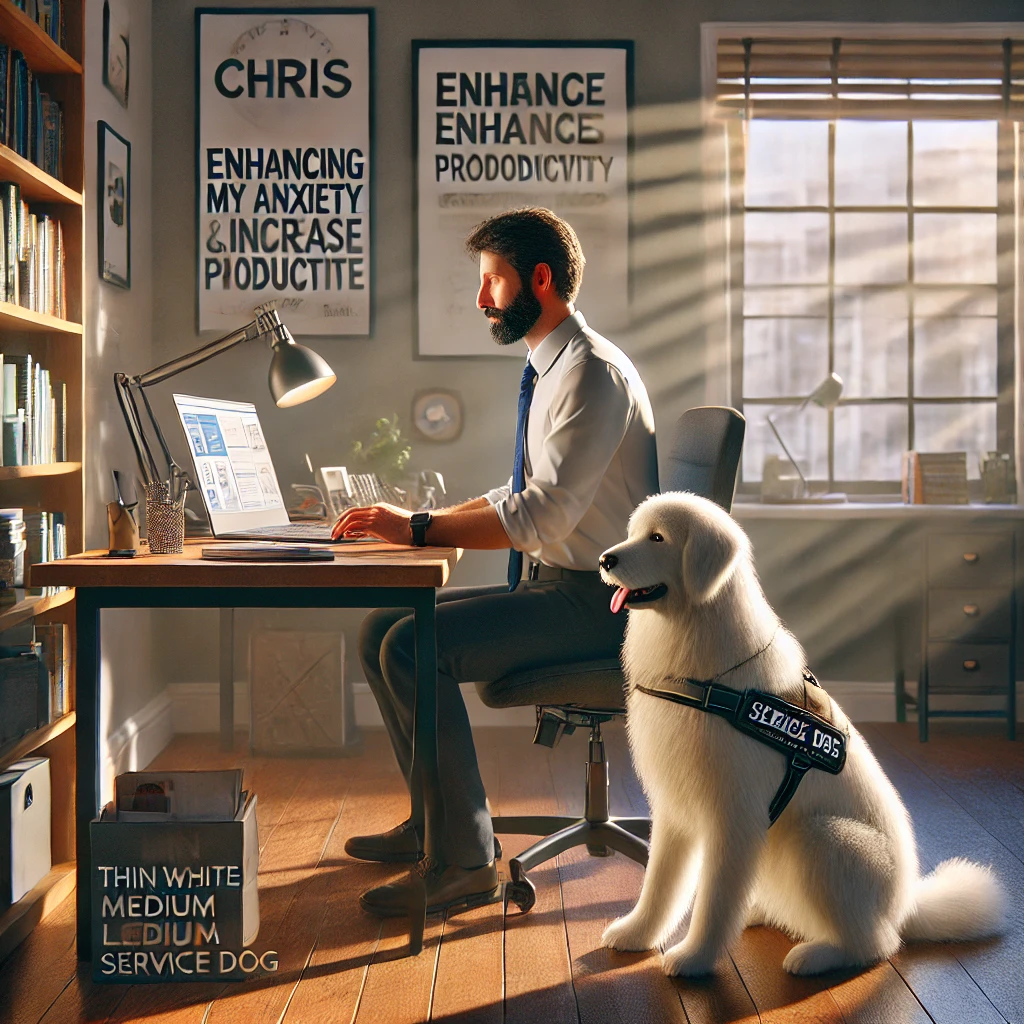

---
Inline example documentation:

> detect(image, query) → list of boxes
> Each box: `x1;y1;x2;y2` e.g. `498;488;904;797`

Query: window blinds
715;36;1024;119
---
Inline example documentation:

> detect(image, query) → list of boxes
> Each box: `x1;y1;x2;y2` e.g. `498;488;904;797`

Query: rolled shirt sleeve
484;476;513;506
493;357;632;552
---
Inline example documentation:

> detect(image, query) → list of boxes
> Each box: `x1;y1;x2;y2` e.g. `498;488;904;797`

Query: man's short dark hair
465;207;585;302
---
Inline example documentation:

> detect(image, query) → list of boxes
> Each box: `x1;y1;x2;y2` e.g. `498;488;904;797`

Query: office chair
480;406;746;911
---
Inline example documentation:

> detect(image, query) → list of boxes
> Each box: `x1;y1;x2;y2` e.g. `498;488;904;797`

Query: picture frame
412;389;464;443
102;0;130;108
98;121;131;289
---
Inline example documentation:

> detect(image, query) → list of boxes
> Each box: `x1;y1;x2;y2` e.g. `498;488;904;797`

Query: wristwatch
410;511;433;547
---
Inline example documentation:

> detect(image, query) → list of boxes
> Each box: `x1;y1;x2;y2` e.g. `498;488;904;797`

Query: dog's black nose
599;553;617;571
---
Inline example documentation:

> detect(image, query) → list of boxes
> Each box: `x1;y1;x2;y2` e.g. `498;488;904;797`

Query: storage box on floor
91;769;277;983
1;756;51;911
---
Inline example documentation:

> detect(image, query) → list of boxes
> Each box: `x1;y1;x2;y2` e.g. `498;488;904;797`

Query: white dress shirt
484;310;659;571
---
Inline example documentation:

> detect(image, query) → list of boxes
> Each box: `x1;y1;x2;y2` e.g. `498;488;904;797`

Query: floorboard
2;722;1022;1024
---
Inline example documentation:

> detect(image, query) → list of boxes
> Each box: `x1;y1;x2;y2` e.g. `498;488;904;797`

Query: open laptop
173;393;340;543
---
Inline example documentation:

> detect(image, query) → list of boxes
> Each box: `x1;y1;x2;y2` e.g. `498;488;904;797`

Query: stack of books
8;1;64;48
23;508;65;591
901;451;970;505
0;352;67;465
0;183;67;315
0;45;65;181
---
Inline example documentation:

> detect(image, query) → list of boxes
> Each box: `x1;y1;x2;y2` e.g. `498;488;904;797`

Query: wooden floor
1;720;1022;1024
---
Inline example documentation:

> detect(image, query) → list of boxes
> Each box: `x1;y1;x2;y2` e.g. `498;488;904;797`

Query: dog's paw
661;940;717;977
783;941;849;976
602;914;656;952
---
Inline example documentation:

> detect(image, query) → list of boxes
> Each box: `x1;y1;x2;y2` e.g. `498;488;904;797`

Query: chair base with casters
480;663;651;912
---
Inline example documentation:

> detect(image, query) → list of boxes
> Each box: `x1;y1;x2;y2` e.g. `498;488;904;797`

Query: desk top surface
29;540;463;589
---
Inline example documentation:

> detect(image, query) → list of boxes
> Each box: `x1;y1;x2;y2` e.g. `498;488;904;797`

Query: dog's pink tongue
610;587;629;614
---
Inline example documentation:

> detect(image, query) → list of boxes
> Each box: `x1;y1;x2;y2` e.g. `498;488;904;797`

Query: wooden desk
30;539;462;961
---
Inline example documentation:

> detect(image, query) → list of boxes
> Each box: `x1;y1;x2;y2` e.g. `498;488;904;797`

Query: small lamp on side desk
114;304;337;498
762;372;847;504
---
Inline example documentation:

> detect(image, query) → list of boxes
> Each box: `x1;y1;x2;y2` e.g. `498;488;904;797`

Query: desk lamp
114;304;336;495
766;372;846;503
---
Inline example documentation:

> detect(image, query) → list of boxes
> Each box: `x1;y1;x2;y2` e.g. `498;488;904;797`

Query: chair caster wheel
505;875;536;913
586;843;612;857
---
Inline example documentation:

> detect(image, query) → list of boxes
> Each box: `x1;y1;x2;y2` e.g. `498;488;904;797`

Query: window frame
726;117;1016;495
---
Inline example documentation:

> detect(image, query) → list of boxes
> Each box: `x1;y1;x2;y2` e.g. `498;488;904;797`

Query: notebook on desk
173;394;345;544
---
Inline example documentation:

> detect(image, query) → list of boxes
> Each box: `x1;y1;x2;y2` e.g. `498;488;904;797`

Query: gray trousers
358;573;626;868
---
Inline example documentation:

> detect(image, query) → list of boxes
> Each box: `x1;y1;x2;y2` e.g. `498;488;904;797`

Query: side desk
30;540;463;961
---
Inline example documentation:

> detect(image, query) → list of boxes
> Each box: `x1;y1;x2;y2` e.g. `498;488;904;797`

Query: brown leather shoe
359;859;501;918
345;820;503;864
345;819;422;863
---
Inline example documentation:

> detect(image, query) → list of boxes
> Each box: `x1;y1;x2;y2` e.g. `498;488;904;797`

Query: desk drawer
927;642;1010;694
927;588;1012;641
927;533;1014;587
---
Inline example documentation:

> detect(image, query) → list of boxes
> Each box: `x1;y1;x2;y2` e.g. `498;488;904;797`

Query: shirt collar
528;310;587;377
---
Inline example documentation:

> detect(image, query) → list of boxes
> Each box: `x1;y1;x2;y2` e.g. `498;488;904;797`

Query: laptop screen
173;394;289;535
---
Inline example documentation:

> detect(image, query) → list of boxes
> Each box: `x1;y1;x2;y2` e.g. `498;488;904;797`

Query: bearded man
333;207;658;918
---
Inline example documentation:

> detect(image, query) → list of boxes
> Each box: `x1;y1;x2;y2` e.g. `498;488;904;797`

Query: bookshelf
0;0;82;961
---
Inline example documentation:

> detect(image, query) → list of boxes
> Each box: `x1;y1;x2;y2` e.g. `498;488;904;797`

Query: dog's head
599;492;749;614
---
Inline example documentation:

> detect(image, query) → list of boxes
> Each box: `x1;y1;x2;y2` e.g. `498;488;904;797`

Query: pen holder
145;484;185;555
106;501;139;556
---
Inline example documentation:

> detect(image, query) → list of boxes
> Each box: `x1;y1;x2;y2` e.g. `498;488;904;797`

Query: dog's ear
682;513;742;605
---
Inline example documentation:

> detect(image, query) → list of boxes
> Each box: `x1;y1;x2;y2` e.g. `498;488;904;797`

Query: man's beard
483;286;542;346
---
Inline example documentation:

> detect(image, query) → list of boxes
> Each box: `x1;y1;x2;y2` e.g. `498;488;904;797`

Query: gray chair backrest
662;406;745;513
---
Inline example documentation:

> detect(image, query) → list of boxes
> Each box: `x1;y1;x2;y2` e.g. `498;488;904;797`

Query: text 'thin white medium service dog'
598;492;1005;977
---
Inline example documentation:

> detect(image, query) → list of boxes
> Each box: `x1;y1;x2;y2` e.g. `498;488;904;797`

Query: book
902;451;969;505
201;543;336;562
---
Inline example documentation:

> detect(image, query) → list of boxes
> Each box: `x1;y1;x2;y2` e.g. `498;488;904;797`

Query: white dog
598;492;1005;977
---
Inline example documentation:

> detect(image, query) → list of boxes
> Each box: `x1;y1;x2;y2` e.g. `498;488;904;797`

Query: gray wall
84;0;154;787
147;0;1024;691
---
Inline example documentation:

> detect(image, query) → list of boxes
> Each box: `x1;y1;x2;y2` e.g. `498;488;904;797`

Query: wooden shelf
0;862;75;964
0;587;74;632
0;712;76;771
0;143;81;205
0;5;80;75
0;461;80;480
0;302;81;335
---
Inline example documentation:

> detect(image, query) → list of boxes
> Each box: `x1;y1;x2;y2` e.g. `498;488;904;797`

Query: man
333;207;658;918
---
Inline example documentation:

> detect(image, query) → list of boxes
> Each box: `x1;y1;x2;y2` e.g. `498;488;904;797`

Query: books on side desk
901;451;969;505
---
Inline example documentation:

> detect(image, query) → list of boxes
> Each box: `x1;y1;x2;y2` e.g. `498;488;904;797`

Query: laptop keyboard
223;522;336;542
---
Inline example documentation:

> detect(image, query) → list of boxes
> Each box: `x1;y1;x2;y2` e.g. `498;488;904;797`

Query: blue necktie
508;360;537;591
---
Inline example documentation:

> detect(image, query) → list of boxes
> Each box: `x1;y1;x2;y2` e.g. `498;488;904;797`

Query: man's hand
332;502;412;545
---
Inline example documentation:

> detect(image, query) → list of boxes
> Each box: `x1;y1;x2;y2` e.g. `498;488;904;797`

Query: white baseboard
827;681;896;723
105;689;175;777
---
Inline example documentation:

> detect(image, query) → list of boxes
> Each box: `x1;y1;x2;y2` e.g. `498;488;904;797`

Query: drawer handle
963;659;980;671
963;604;980;616
962;552;980;563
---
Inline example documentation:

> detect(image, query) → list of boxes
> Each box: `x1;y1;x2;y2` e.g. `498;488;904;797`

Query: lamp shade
803;372;843;412
269;338;337;408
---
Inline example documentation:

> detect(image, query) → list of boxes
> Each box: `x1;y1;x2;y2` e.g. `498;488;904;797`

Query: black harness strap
634;668;848;825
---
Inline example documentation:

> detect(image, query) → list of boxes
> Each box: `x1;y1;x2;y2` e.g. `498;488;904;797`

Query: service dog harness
634;633;848;825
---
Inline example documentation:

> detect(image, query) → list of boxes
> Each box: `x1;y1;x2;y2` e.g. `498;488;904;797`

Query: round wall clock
412;390;464;443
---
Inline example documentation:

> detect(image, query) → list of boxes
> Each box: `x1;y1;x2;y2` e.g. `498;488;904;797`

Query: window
716;35;1022;492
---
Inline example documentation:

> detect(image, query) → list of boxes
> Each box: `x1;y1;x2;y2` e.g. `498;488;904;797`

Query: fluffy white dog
598;492;1005;977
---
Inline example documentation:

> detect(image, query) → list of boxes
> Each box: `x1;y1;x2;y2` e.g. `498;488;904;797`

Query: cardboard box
90;769;270;983
0;756;51;910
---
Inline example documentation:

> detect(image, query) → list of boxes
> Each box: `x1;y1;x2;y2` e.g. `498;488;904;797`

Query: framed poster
98;121;131;289
414;41;632;357
196;8;373;336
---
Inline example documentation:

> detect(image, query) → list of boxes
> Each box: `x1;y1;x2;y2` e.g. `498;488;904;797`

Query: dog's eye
649;532;664;543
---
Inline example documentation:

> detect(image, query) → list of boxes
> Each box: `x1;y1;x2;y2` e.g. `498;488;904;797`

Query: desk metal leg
219;608;235;752
408;589;440;956
75;592;100;960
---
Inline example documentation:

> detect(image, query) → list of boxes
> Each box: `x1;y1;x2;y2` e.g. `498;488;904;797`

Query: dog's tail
902;857;1005;942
